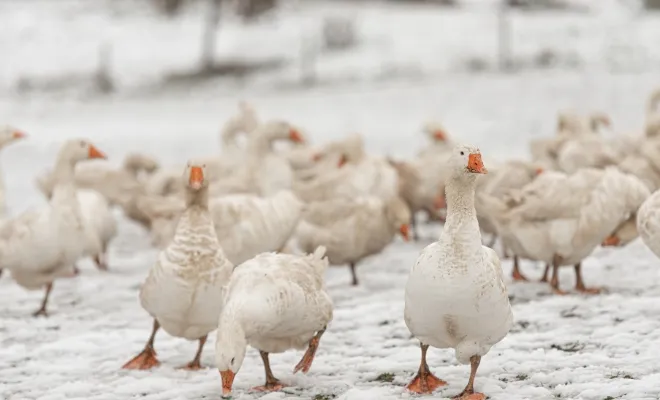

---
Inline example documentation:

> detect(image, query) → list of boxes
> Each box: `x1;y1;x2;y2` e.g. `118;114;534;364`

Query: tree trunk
645;0;660;9
201;0;222;71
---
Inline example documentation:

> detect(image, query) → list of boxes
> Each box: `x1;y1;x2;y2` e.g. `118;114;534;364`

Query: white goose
0;139;106;316
215;247;333;396
633;188;660;259
296;195;411;285
137;190;303;265
479;167;650;294
34;175;117;272
404;145;513;399
123;161;233;370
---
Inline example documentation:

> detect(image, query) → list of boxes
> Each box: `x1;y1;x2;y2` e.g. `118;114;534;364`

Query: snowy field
3;1;660;400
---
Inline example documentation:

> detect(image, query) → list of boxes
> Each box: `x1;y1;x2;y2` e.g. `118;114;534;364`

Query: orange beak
602;235;620;247
12;130;26;139
433;129;446;141
535;167;544;175
433;194;446;210
289;128;304;143
312;152;323;161
220;370;236;396
189;166;204;190
399;224;410;241
467;153;487;174
338;154;348;167
88;145;106;160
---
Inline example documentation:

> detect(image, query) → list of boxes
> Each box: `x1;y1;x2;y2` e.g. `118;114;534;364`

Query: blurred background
1;0;660;210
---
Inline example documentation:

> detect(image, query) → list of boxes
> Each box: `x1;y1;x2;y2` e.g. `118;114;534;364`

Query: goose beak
289;128;304;143
312;152;323;161
535;167;544;175
467;153;487;174
88;145;106;160
189;166;204;190
399;224;410;241
433;129;446;141
602;235;620;247
12;130;27;139
220;370;236;396
433;194;446;210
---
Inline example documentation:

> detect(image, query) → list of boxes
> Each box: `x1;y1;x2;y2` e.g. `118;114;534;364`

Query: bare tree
201;0;222;71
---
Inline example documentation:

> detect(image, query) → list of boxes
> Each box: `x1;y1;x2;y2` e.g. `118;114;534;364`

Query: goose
404;144;512;399
296;195;411;285
0;139;106;315
215;247;333;396
122;161;233;370
478;167;650;294
137;190;303;265
632;188;660;259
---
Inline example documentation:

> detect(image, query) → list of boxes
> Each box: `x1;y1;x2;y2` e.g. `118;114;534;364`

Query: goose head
385;196;412;241
260;120;305;144
447;144;487;179
216;319;247;397
183;160;210;191
58;139;106;165
422;121;449;142
0;126;27;149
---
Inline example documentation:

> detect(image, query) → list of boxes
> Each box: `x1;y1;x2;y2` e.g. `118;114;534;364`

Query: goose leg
574;263;602;294
539;263;550;282
550;256;568;295
122;319;161;370
411;214;420;242
93;255;108;271
0;268;3;278
32;283;53;317
252;351;286;392
349;263;359;286
406;343;447;394
451;356;485;400
511;255;529;282
179;335;207;370
293;326;326;374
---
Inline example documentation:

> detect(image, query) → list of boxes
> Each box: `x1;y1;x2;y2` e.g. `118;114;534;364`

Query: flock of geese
1;87;660;399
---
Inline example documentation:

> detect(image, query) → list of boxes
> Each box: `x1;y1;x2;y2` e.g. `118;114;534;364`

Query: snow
2;1;660;399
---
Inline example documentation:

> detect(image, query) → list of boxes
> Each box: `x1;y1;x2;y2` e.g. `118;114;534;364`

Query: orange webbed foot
406;371;447;394
122;347;160;370
251;381;286;392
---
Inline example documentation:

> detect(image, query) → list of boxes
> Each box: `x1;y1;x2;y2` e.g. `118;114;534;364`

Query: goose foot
576;285;603;295
122;347;160;370
178;360;203;370
452;393;486;400
251;380;286;392
178;335;207;370
94;255;108;271
406;371;447;394
293;327;326;374
511;256;528;282
407;343;447;394
451;356;484;400
122;320;161;370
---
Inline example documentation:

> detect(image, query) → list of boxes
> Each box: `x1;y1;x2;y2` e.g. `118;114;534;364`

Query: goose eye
460;151;464;156
80;140;86;147
203;164;206;168
230;357;235;365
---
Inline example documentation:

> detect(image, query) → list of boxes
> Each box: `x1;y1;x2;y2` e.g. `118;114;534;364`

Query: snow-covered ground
2;1;660;400
2;73;660;400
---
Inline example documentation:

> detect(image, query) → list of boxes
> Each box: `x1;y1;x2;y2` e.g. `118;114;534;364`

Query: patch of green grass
550;342;585;352
607;371;635;380
313;395;337;400
515;373;529;381
373;372;395;383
